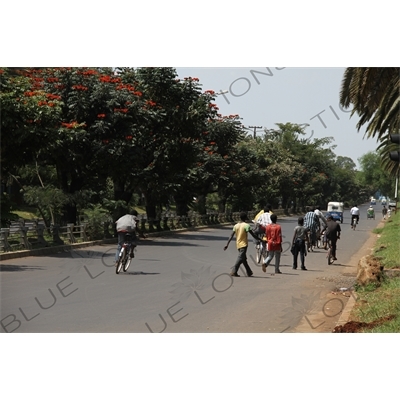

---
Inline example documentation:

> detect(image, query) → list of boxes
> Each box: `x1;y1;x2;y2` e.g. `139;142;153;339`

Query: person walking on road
224;212;260;277
325;215;341;261
303;207;320;250
382;205;388;220
261;214;283;274
291;216;309;271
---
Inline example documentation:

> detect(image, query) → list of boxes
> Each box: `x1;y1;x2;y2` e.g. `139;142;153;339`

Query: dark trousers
115;232;137;261
232;246;253;275
293;240;306;269
330;237;338;258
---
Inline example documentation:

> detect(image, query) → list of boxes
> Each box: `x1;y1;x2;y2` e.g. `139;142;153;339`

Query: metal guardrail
1;209;286;254
0;221;89;253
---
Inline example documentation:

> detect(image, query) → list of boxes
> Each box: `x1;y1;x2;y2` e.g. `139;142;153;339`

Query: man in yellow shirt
224;212;259;277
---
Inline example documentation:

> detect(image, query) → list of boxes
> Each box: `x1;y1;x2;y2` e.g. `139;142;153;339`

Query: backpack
116;214;137;233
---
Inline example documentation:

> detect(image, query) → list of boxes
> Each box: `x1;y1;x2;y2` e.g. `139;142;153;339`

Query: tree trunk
196;194;207;215
113;178;133;219
174;194;189;216
218;188;227;213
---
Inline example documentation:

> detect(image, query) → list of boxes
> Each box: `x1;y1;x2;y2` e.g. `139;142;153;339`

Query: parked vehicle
370;198;376;205
326;202;344;223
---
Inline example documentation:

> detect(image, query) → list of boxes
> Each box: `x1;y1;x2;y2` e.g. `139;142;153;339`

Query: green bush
83;205;113;240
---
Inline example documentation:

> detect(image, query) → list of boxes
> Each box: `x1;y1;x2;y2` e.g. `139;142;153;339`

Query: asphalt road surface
0;204;382;333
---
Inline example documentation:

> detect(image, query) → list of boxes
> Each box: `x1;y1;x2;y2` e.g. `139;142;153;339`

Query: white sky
176;67;379;168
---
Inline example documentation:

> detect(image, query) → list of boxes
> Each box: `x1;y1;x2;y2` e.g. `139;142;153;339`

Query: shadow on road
123;271;160;276
0;265;45;272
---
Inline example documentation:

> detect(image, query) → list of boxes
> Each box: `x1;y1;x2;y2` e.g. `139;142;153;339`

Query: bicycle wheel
123;252;132;272
316;233;322;248
327;247;333;265
256;242;262;264
116;248;125;274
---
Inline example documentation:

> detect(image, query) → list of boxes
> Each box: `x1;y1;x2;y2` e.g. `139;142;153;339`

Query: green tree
358;152;395;197
339;67;400;176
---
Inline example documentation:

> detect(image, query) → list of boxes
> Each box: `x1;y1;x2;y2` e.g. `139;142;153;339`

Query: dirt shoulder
292;222;382;333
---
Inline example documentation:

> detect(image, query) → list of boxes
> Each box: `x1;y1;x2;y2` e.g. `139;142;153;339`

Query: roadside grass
13;206;41;220
351;211;400;332
373;211;400;269
352;277;400;333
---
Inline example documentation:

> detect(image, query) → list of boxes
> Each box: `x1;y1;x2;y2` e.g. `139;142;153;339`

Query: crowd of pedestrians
223;203;342;276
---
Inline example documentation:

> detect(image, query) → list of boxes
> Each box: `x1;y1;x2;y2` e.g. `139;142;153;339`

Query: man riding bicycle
114;209;145;266
350;204;360;226
314;205;327;241
304;206;320;250
325;215;341;261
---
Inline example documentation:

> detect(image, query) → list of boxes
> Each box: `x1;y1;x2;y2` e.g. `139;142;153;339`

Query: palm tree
340;67;400;175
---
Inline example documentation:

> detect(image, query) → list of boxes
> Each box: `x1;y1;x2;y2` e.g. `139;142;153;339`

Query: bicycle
255;238;268;264
116;233;137;274
306;230;317;252
316;229;324;248
351;216;357;230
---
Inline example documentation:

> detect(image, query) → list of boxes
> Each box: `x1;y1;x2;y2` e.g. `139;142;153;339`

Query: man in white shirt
314;205;327;229
350;204;360;224
115;210;143;265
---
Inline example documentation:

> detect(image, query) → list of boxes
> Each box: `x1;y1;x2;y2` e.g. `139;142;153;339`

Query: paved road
0;204;381;333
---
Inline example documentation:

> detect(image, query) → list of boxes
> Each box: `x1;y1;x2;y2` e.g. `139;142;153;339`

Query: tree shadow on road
0;265;45;272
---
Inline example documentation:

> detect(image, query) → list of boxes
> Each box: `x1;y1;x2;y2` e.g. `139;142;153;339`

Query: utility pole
248;126;263;139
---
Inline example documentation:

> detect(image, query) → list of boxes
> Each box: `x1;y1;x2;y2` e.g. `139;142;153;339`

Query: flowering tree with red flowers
129;68;219;219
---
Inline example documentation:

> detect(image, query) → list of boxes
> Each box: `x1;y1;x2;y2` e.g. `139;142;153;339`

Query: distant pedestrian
304;207;320;250
291;217;309;271
224;212;259;277
262;214;283;274
382;206;388;220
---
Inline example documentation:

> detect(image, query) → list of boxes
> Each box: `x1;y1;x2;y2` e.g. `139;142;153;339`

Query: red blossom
146;100;157;107
99;75;112;83
72;85;88;91
97;114;106;118
61;121;79;129
81;69;98;76
46;93;61;100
